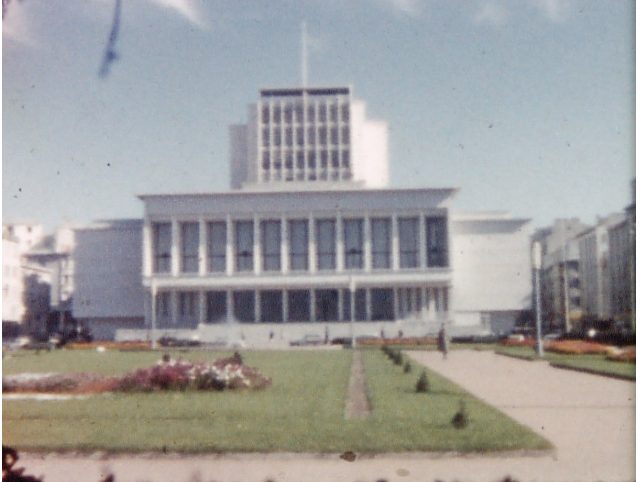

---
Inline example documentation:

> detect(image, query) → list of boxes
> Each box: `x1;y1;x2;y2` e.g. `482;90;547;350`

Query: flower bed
545;339;611;355
499;338;537;347
606;346;636;363
3;354;271;394
65;341;151;351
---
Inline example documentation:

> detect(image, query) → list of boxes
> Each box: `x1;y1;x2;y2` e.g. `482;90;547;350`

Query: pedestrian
437;324;449;360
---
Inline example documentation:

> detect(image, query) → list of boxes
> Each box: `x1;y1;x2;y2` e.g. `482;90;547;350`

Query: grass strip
4;349;551;453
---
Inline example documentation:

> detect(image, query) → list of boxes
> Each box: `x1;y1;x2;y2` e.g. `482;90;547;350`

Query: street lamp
532;241;544;357
349;275;356;349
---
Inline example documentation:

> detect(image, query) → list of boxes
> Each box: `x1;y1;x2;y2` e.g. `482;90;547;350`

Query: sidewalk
407;350;635;481
16;350;635;482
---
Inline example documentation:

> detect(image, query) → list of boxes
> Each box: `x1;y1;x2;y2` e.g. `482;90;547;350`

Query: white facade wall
73;220;145;323
351;100;389;188
2;237;24;323
450;216;532;334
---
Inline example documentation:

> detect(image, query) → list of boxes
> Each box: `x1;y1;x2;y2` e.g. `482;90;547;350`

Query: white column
226;289;233;322
150;282;157;349
171;290;179;326
391;213;399;271
226;215;233;275
310;289;316;322
364;214;371;272
283;289;289;322
171;218;179;276
199;218;206;276
419;214;426;269
254;215;261;275
143;217;152;277
393;287;400;321
255;290;261;323
281;217;289;273
365;287;371;321
308;214;317;273
198;290;206;325
336;212;344;272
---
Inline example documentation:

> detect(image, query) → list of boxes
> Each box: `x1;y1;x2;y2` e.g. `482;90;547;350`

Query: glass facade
207;221;226;272
344;218;364;269
261;220;281;271
180;222;199;273
398;217;419;268
288;220;308;270
426;217;449;267
152;223;172;273
371;218;391;269
235;221;254;272
316;219;336;270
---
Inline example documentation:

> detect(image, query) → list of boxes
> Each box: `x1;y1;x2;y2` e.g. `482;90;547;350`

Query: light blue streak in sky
3;0;635;230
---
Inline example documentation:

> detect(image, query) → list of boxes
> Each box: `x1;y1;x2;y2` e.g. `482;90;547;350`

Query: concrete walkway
15;351;635;482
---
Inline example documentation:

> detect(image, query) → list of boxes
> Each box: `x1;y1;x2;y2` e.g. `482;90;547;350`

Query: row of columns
149;285;450;327
143;212;439;277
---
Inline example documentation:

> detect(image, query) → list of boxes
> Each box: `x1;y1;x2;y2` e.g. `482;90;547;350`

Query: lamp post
532;241;544;357
349;275;356;349
150;279;158;350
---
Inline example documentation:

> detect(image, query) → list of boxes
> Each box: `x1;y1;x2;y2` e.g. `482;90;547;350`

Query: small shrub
403;361;412;373
393;352;403;365
451;400;469;429
415;370;430;393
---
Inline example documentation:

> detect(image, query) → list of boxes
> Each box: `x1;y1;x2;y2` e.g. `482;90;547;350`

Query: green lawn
3;349;550;453
495;346;636;380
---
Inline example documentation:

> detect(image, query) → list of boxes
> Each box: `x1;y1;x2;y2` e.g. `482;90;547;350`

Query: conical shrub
415;370;430;393
451;400;469;429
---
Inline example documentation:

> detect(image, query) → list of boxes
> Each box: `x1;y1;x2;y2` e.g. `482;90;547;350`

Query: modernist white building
72;86;533;343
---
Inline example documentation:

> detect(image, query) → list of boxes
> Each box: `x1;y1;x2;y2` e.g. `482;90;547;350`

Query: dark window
320;150;328;167
426;217;449;267
284;104;293;123
331;127;338;145
235;221;254;272
288;220;308;270
206;291;227;323
319;127;327;145
307;104;315;121
180;222;199;273
233;291;255;322
207;221;226;272
341;104;350;122
296;127;304;145
177;291;198;327
371;288;394;320
308;151;316;168
274;129;281;147
330;103;338;122
399;217;419;268
288;290;310;321
371;218;391;269
261;220;281;271
273;105;281;123
318;104;327;122
341;149;350;167
153;223;171;273
261;105;269;123
156;291;171;325
344;218;364;269
262;127;270;147
260;290;283;322
315;289;338;321
296;151;305;169
341;126;350;145
331;150;339;167
295;104;304;122
307;127;316;145
316;219;336;270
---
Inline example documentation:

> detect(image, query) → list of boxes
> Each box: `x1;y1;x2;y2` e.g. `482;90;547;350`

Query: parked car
290;334;323;346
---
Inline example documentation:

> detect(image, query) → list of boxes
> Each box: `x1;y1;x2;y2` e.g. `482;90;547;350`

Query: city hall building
74;86;532;342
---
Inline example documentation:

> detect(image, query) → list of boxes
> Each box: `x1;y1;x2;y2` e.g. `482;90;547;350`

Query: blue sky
3;0;635;230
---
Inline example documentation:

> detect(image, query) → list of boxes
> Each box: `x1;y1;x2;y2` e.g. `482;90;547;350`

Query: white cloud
474;1;509;26
528;0;572;22
145;0;209;29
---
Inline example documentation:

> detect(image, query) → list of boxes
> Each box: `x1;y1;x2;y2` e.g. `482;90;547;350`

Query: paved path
16;351;635;482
